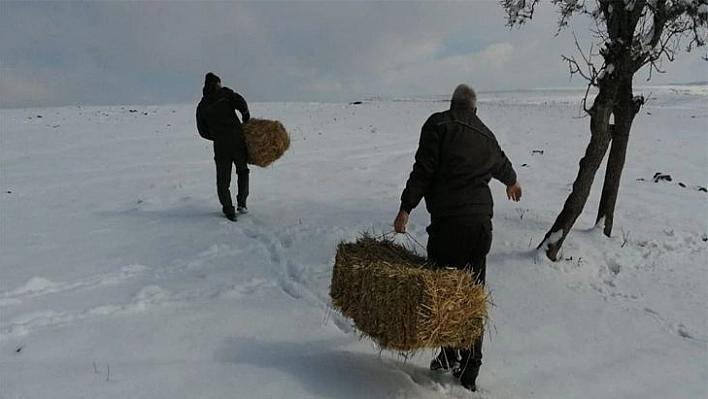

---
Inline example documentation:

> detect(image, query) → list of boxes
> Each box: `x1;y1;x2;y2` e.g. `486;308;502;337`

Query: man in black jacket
394;84;522;392
196;73;251;221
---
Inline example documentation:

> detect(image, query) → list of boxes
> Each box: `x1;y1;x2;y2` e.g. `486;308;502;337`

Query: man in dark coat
196;72;251;221
393;84;522;392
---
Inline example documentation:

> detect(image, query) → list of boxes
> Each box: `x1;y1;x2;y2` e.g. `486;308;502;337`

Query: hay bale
243;118;290;167
330;235;487;352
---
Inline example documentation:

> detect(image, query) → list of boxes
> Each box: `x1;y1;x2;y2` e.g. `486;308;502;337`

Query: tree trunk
596;78;638;237
539;85;616;261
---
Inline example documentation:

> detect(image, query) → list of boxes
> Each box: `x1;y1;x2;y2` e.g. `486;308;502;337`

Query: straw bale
243;118;290;167
330;235;487;352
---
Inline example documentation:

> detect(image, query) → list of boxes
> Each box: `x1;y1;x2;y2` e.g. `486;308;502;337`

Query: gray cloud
1;1;705;108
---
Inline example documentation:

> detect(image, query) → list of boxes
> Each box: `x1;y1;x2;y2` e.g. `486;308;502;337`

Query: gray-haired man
394;84;522;391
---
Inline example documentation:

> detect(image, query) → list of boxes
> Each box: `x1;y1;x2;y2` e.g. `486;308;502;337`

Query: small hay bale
330;235;487;352
243;118;290;167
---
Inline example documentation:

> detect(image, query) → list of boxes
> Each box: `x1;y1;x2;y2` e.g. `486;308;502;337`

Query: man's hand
394;210;409;233
506;182;522;202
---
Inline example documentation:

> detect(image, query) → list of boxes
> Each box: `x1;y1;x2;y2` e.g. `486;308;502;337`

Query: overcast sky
1;1;706;108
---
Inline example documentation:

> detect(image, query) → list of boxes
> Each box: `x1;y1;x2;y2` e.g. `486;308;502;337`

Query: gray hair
451;84;477;109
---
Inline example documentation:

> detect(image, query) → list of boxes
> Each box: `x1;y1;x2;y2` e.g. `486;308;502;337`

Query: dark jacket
400;107;516;219
196;87;250;146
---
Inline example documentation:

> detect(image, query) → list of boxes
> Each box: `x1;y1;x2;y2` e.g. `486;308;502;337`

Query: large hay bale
330;235;487;352
243;118;290;167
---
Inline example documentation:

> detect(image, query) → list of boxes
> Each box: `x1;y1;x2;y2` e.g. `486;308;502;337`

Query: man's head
205;72;221;86
203;72;222;96
450;84;477;110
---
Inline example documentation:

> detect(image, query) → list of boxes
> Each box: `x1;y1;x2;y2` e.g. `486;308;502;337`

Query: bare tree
502;0;707;261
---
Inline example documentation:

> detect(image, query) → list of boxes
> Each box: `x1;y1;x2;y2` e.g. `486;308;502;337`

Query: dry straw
243;118;290;167
330;235;488;352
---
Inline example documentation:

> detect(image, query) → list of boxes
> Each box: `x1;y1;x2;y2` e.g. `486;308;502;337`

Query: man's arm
490;146;516;186
227;90;250;124
196;106;212;141
400;115;443;214
491;143;521;202
395;115;442;233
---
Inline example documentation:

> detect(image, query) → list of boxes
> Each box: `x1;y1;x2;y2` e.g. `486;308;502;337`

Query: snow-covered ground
1;86;706;398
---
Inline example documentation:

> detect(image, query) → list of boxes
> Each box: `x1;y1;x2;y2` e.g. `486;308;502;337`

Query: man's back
400;108;516;219
196;87;249;140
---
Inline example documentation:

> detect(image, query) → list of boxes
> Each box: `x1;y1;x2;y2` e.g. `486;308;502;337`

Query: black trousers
427;214;492;369
214;141;249;213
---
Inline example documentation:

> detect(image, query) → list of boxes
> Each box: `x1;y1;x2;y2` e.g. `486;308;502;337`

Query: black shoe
225;213;237;222
429;348;460;372
453;364;479;392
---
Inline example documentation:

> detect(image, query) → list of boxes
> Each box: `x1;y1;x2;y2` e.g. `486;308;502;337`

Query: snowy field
1;86;706;398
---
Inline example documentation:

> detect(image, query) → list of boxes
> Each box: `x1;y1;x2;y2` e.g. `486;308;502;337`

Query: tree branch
500;0;708;79
501;0;542;26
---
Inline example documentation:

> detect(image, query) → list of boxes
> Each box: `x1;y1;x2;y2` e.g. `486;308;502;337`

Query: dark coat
196;87;250;157
400;107;517;219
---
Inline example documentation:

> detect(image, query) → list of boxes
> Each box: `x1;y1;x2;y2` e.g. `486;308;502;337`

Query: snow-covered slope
1;87;706;398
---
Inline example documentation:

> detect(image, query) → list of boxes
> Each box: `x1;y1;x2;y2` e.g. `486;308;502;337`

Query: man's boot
429;347;460;372
455;364;479;391
236;169;249;211
222;206;237;221
454;343;482;392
